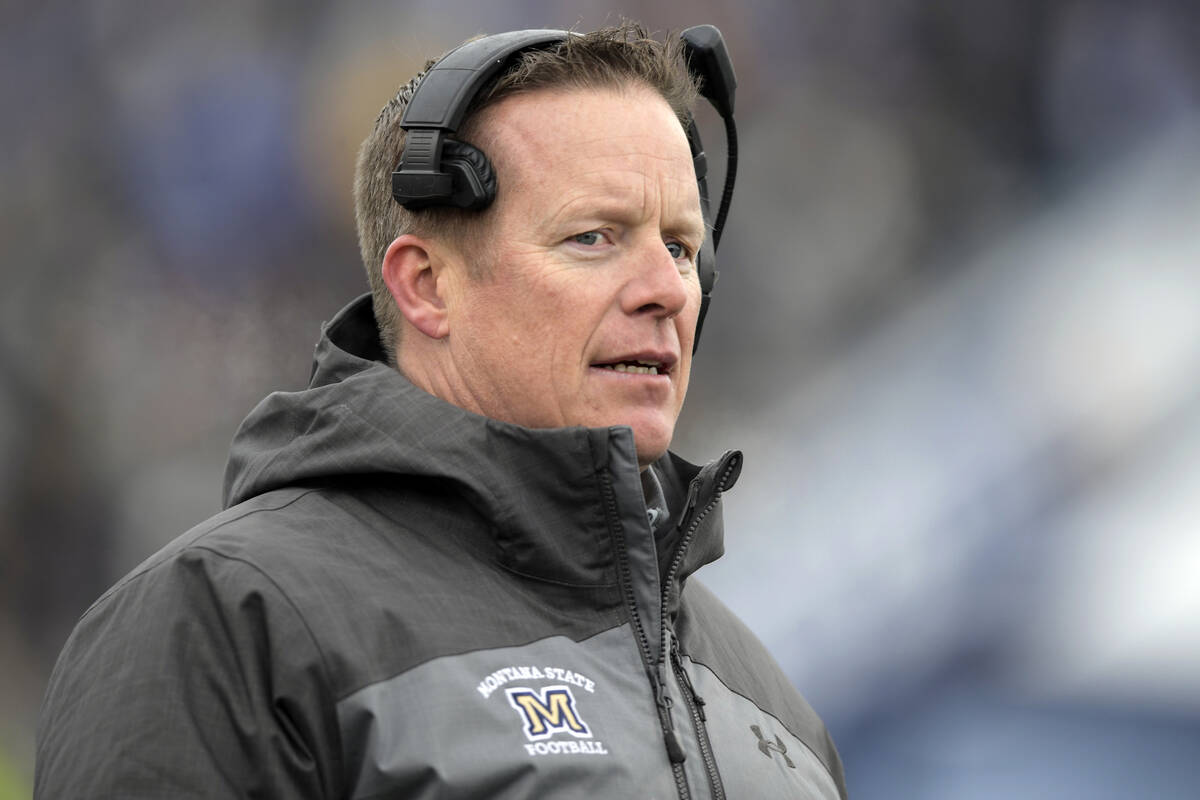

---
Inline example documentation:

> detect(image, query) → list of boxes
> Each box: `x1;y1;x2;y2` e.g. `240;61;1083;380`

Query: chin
631;427;674;469
586;407;677;468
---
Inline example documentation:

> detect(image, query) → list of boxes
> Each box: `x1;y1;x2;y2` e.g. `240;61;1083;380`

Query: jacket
35;295;847;799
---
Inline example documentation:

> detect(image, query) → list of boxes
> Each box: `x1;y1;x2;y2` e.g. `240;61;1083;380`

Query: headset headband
393;30;568;207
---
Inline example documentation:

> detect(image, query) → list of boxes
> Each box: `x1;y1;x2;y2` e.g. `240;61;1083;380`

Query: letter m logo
505;685;592;741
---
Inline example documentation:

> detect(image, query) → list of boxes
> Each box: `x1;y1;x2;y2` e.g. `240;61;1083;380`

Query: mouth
590;353;677;376
593;360;664;375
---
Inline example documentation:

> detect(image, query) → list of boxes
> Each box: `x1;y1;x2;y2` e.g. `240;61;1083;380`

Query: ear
381;234;450;340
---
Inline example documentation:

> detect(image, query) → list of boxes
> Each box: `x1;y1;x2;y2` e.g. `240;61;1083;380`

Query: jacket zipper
659;457;739;800
598;467;691;800
672;633;724;800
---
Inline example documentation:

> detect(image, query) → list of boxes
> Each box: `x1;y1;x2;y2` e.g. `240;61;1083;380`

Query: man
36;23;847;799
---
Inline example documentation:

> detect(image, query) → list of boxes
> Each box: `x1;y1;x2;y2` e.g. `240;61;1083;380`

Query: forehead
477;85;701;220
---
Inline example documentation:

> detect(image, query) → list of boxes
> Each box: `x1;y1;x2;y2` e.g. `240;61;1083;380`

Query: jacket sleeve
34;545;343;798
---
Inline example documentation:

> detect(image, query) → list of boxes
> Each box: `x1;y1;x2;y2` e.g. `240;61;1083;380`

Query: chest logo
476;664;609;757
506;685;592;741
751;724;796;769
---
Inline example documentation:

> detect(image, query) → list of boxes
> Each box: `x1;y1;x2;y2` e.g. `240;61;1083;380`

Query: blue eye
665;241;688;259
572;232;603;246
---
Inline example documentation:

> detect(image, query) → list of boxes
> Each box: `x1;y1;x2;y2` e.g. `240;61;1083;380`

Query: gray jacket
36;295;847;799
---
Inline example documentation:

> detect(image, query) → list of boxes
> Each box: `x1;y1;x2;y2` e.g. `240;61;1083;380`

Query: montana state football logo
477;665;610;756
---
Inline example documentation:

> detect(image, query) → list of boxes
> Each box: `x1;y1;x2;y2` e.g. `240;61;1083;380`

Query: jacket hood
222;295;741;584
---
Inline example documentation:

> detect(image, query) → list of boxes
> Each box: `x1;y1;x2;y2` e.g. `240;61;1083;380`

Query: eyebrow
547;193;706;240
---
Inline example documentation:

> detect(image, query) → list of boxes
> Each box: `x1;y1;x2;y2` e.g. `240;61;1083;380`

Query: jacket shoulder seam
76;488;327;625
333;623;627;704
686;653;842;786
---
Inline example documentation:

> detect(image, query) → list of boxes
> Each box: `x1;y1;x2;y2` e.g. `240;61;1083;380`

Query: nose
620;237;692;320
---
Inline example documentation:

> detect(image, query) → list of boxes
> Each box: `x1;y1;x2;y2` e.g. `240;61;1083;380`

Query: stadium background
3;1;1200;796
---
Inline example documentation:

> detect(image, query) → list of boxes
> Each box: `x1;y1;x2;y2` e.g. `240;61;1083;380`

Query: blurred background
3;1;1200;797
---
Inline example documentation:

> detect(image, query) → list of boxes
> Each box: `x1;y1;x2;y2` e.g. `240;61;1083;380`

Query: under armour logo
750;725;795;768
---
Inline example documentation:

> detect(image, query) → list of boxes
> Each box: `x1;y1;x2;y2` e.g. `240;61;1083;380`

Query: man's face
438;85;705;468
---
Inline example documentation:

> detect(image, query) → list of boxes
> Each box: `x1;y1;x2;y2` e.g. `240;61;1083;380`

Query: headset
391;25;738;351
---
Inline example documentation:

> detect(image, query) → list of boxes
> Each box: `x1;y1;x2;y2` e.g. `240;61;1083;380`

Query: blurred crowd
3;1;1200;796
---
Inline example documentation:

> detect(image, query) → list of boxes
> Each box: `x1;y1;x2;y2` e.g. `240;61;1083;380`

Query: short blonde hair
352;22;700;365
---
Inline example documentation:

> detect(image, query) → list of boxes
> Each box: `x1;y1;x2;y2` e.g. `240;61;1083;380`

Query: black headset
391;26;738;351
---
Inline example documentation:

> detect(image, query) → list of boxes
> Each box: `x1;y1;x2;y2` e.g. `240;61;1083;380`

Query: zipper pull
670;636;707;721
664;726;687;764
654;665;687;764
676;477;703;532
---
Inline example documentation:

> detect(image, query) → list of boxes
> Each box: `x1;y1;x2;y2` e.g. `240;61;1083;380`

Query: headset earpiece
392;133;498;211
438;139;498;211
